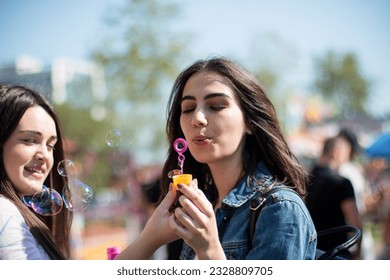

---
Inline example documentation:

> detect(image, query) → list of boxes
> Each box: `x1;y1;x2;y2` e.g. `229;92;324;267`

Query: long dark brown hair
0;84;72;259
160;57;307;204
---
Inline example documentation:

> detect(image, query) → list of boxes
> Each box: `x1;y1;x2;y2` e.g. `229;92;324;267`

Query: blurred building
0;55;107;120
0;55;52;100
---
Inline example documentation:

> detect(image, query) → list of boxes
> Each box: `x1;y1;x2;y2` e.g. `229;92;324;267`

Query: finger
178;194;210;227
168;212;189;237
174;206;198;231
189;178;198;190
157;183;176;211
177;184;213;215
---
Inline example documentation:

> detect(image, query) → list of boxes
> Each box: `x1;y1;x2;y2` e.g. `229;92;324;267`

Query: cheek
2;157;14;182
47;154;55;172
180;115;191;135
218;113;246;136
3;147;18;174
2;148;24;187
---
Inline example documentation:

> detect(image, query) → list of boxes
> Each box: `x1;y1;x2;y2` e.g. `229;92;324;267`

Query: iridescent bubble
62;179;93;212
57;159;75;177
22;194;33;207
22;185;47;208
105;129;122;148
167;169;182;178
30;186;63;216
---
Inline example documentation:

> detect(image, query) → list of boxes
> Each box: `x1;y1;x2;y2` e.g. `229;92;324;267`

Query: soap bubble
57;159;75;177
105;129;122;148
23;185;63;216
62;179;93;212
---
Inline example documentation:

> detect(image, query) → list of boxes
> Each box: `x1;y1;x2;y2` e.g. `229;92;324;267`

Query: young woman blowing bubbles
117;57;317;260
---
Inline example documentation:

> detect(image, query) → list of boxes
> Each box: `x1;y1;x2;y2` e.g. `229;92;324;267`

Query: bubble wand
174;138;187;173
168;138;193;212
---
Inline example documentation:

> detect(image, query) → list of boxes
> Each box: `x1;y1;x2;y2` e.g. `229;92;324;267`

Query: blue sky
1;0;389;116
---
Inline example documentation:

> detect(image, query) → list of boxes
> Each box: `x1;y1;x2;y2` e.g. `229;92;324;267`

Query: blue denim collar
221;161;278;208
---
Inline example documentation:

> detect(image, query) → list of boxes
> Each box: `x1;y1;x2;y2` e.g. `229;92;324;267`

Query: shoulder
0;196;26;235
0;196;50;260
0;196;18;210
256;187;317;241
267;187;304;204
262;187;313;220
0;196;23;225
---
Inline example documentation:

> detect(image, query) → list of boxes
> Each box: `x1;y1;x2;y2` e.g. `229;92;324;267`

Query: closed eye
210;104;227;111
21;138;36;145
47;144;56;151
182;106;195;114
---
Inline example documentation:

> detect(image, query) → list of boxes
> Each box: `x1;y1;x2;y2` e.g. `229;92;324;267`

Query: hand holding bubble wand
168;138;193;212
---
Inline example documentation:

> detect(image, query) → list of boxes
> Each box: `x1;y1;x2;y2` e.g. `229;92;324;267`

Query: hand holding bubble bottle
168;138;193;212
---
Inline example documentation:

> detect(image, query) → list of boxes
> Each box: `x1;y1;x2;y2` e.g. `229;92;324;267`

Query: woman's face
2;106;57;197
180;71;249;166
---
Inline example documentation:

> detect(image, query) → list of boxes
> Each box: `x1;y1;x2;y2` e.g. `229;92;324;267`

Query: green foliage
55;104;111;151
52;0;188;194
90;0;188;163
55;103;113;192
312;50;371;118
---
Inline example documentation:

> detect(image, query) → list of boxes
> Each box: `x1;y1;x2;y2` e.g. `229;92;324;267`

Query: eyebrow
181;92;232;102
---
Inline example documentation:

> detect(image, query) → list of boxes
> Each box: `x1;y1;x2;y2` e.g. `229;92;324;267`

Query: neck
208;160;244;203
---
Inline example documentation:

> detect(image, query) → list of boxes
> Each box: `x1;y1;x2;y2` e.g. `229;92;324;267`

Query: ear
245;122;253;135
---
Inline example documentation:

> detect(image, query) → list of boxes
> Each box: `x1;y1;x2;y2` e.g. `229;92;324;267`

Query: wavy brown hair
0;84;72;259
159;57;307;205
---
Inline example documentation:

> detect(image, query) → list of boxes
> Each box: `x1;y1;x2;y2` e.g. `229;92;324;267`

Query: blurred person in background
336;128;375;259
365;165;390;259
0;84;72;259
376;167;390;259
306;136;363;259
337;129;367;214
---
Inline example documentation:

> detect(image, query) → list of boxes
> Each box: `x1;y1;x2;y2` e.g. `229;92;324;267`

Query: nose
191;108;208;128
34;144;51;162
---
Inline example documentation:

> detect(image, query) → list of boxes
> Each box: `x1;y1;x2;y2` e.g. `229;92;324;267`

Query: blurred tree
246;32;300;133
312;50;371;118
91;0;189;164
56;103;113;192
55;0;189;193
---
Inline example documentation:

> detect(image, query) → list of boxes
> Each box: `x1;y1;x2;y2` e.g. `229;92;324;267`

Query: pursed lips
193;135;210;141
192;135;211;145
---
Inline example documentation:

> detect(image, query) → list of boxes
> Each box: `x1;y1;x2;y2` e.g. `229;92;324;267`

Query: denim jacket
179;162;317;260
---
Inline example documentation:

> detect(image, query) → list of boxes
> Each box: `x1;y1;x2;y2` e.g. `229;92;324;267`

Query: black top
306;164;356;256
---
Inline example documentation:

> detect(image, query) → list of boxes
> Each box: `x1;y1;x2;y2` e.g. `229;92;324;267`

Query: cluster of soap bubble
22;185;63;216
22;159;93;216
22;127;136;216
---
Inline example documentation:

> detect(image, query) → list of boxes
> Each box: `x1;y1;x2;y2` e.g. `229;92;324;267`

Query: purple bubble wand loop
173;138;187;174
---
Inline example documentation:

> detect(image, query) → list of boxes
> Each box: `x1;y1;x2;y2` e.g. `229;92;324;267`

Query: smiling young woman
0;84;72;260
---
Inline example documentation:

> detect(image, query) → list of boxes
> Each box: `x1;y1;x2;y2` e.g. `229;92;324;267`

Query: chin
24;182;44;195
192;154;213;164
